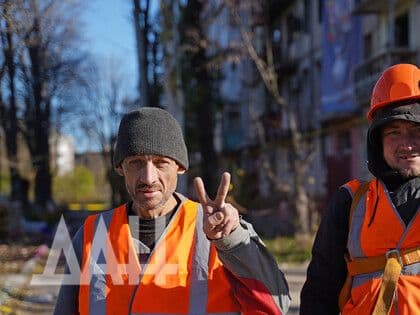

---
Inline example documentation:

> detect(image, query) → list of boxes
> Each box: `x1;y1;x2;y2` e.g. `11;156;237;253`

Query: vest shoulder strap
338;180;369;311
348;181;370;230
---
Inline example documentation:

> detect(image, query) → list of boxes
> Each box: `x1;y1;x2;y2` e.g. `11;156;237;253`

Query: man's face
382;120;420;178
118;155;184;215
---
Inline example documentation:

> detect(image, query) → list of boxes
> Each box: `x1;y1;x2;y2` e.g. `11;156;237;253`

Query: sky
66;0;140;152
65;0;161;153
83;0;138;97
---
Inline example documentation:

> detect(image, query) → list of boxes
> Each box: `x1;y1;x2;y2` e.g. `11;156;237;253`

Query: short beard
398;168;420;179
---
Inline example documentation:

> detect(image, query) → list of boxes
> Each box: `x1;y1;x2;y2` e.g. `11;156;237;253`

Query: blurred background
0;0;419;314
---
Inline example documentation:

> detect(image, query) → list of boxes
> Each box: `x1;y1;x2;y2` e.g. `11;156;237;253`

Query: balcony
353;0;390;14
353;48;418;106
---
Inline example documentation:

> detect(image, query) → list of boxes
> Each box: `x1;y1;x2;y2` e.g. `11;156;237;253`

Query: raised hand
194;172;240;240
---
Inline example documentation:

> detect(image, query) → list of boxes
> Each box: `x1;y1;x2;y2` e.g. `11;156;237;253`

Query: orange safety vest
78;199;241;315
340;179;420;314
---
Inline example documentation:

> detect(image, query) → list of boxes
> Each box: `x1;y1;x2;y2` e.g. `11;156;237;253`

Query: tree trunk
196;83;218;195
104;138;129;208
27;17;53;208
182;0;219;195
133;0;150;106
287;107;310;235
33;99;52;207
294;162;310;235
1;4;21;202
161;0;187;193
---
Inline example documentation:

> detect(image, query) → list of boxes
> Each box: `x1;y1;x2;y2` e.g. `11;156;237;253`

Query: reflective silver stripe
132;313;240;315
352;270;383;288
89;210;115;315
352;262;420;288
189;204;210;315
207;313;241;315
342;184;354;199
347;193;367;258
402;261;420;276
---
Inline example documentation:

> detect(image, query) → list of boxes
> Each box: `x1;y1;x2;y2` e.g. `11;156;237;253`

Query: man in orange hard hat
301;63;420;314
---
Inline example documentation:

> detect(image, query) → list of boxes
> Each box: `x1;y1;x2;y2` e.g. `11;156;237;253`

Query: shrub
53;166;96;203
0;171;10;194
264;236;312;264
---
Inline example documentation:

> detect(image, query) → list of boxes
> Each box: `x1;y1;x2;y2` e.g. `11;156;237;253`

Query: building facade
186;0;419;234
323;0;420;196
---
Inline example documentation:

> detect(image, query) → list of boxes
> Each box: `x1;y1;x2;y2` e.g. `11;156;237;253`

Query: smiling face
381;120;420;178
117;155;185;218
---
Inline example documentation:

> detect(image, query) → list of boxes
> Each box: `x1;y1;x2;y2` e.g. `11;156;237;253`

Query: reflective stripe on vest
188;203;210;313
79;199;241;314
351;261;420;288
131;313;241;315
343;179;420;314
80;207;133;315
347;190;368;258
88;211;114;315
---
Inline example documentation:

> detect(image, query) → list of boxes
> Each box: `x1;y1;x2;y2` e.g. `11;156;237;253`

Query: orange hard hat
367;63;420;121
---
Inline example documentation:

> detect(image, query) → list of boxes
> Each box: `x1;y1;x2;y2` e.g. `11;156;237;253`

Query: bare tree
79;58;131;207
132;0;164;108
179;0;221;195
132;0;149;106
160;0;185;120
8;0;90;208
226;0;317;235
0;0;23;202
160;0;189;192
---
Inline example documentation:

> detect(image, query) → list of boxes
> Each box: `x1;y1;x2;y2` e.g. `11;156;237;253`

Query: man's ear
115;165;124;176
177;165;186;175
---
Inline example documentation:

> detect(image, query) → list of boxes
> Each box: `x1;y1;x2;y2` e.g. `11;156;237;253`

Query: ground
0;241;59;315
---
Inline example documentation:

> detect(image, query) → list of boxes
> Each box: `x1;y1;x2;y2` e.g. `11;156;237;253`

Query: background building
200;0;419;232
50;133;75;176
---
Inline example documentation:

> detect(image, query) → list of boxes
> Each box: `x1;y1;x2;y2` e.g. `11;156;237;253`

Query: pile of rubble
0;244;57;315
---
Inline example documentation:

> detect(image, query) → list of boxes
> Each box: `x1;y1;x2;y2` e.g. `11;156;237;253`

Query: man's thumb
208;211;224;227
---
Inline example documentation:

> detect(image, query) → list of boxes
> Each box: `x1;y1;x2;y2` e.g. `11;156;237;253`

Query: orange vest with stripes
341;179;420;314
78;199;241;314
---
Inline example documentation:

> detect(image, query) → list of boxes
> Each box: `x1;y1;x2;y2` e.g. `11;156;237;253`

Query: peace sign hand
194;172;240;240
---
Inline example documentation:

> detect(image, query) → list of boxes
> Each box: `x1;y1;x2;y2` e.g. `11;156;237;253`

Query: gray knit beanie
113;107;189;170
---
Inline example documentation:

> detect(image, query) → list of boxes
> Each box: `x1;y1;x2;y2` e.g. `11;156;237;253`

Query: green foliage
0;172;10;194
264;236;312;264
53;166;97;203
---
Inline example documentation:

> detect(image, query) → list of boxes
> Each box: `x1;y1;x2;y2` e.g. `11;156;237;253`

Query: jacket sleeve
213;219;291;315
53;225;84;315
300;187;352;315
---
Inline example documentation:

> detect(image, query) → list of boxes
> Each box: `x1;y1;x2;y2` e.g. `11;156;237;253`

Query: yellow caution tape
68;203;108;211
68;203;82;211
0;305;13;314
86;204;108;211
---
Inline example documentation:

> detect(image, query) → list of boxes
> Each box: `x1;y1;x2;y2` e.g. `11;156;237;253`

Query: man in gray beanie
54;107;290;314
113;107;189;170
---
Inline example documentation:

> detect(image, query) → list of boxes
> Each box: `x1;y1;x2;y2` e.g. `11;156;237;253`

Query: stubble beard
127;185;171;215
398;168;420;179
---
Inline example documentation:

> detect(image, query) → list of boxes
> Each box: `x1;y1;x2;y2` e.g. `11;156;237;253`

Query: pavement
280;262;308;315
0;262;308;314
